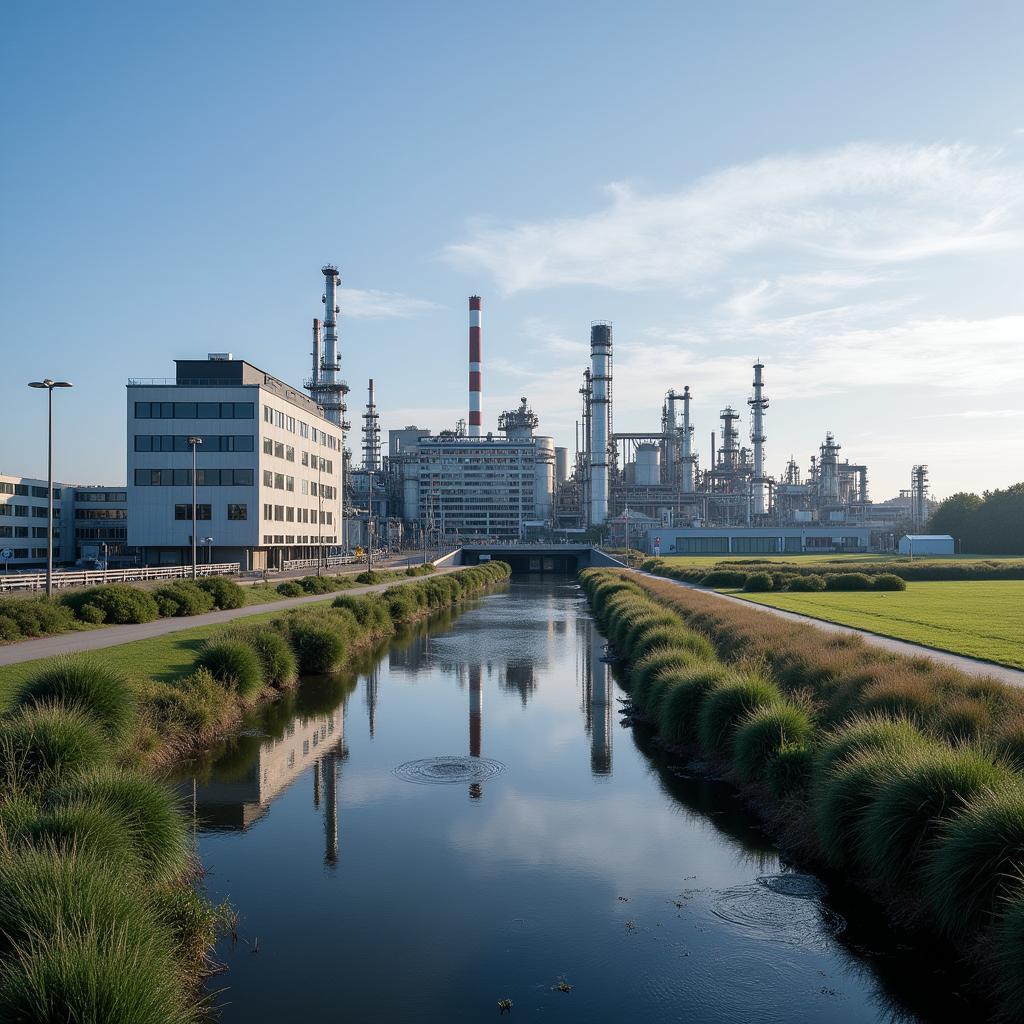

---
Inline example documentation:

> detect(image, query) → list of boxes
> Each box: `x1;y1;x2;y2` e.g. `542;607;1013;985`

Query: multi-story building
62;486;130;565
127;355;344;570
0;474;62;568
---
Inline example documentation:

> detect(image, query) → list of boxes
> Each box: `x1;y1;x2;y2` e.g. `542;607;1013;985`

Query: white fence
0;562;241;593
281;555;361;571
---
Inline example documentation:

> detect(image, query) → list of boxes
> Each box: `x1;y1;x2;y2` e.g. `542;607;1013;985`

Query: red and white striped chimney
469;296;482;437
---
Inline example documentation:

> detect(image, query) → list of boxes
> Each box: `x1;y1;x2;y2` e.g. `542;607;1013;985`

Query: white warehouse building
898;534;954;556
127;357;343;570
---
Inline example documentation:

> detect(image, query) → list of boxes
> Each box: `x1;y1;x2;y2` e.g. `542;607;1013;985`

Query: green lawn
0;605;325;710
659;553;1024;568
734;581;1024;669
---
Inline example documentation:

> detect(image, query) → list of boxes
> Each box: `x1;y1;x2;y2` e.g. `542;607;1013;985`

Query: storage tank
533;436;555;521
554;447;568;487
635;444;661;486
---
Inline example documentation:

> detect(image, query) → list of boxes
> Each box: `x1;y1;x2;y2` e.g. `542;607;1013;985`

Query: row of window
262;535;337;546
76;509;128;520
261;504;333;524
0;526;60;539
0;483;61;498
134;402;254;420
0;506;50;518
134;469;254;487
135;434;255;453
262;405;339;449
75;528;127;540
0;549;49;560
76;491;127;502
173;504;248;521
259;470;336;499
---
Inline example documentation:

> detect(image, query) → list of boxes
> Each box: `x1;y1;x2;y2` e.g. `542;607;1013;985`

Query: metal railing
0;562;241;593
281;555;360;571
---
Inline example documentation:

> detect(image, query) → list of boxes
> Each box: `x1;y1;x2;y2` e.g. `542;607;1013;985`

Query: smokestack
362;378;381;472
681;385;694;492
748;361;768;515
311;319;322;386
469;296;482;437
320;266;342;426
589;322;612;525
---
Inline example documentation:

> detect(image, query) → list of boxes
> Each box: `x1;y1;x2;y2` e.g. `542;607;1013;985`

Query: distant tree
927;492;982;549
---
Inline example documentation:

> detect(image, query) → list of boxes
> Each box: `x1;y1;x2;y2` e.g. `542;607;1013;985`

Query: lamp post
187;436;202;579
28;379;73;597
204;536;213;566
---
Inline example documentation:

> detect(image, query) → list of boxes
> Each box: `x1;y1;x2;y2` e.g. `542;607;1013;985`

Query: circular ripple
393;756;506;785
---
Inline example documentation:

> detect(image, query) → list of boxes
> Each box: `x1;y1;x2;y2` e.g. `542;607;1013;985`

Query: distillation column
589;322;612;525
748;361;769;515
681;385;694;492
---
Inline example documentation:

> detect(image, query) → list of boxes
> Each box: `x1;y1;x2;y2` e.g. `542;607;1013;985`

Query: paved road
637;571;1024;688
0;568;463;669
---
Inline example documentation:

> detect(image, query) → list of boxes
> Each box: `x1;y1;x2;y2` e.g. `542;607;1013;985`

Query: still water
180;579;977;1023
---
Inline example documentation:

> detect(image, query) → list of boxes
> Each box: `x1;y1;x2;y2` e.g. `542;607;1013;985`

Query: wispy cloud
341;288;440;319
444;143;1024;294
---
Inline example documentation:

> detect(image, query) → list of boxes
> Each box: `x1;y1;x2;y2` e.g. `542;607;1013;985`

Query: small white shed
898;534;954;556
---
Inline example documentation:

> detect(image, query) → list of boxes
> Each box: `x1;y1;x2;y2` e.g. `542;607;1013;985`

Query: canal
180;577;976;1022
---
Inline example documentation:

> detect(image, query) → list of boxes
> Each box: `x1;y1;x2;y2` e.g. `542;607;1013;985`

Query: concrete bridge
440;544;626;574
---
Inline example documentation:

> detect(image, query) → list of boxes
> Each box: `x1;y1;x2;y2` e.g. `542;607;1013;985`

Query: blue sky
2;1;1023;499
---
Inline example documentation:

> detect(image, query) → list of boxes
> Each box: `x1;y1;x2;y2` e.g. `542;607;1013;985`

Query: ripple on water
393;756;506;786
708;874;845;949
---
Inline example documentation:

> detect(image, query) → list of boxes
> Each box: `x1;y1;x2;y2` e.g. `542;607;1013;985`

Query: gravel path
638;571;1024;688
0;568;462;668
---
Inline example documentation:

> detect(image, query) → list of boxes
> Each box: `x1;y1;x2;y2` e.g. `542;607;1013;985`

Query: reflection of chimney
324;751;338;866
365;668;378;739
589;624;612;776
469;663;483;800
313;758;321;809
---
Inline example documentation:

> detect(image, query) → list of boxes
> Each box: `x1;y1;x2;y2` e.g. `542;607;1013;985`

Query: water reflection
181;580;984;1024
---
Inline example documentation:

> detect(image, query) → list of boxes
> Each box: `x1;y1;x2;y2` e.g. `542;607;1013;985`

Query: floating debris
498;997;513;1014
553;978;573;993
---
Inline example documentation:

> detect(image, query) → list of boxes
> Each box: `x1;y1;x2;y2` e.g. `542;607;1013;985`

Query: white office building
127;356;343;570
0;474;62;569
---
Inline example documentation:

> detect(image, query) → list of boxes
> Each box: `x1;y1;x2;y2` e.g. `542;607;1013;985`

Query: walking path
0;568;463;669
638;572;1024;688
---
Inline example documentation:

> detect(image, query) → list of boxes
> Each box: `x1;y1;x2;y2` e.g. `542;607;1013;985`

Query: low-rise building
645;525;873;556
127;355;344;570
898;534;954;556
0;474;61;568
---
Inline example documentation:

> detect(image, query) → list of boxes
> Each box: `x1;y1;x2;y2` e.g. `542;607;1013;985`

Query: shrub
742;572;774;593
0;598;75;637
631;648;706;710
766;744;815;798
355;570;383;585
16;659;136;743
656;665;731;747
332;595;379;627
0;705;110;793
630;624;715;664
138;669;231;735
924;786;1024;939
63;585;159;624
825;573;873;591
697;674;781;756
78;603;106;624
733;702;814;783
52;771;190;886
289;622;345;674
152;581;215;618
221;627;297;688
699;570;748;588
276;581;304;597
383;587;418;624
196;576;245;609
299;575;335;595
872;573;907;591
195;639;264;699
0;614;21;641
787;574;827;592
859;746;1009;889
0;923;192;1024
813;746;914;869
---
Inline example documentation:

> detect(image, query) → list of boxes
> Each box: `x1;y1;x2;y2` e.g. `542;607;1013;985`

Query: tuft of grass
0;922;194;1024
858;674;938;722
16;659;136;743
766;743;815;798
733;701;814;783
815;715;927;778
219;627;297;688
697;673;780;756
195;639;264;699
0;705;110;793
23;802;140;867
992;888;1024;1021
859;745;1010;888
924;786;1024;939
51;771;190;887
655;665;730;747
629;623;715;665
934;697;992;745
630;648;707;711
288;622;345;674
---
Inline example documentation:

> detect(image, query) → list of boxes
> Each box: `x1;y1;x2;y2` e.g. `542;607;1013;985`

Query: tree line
927;482;1024;554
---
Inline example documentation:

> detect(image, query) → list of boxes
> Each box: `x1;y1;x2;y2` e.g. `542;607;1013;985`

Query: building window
301;451;309;467
285;476;294;492
274;441;284;459
31;507;48;518
14;506;28;517
301;480;308;495
263;470;273;487
299;422;309;439
134;401;253;420
135;468;255;487
227;503;247;521
174;504;212;521
285;445;294;462
263;503;273;520
274;505;284;521
286;415;295;433
15;527;28;538
275;410;285;429
274;473;284;489
286;507;294;522
14;485;28;496
263;437;273;455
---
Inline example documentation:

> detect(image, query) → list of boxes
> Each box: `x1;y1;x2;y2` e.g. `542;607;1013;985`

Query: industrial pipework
749;361;769;515
681;385;695;492
362;378;381;471
589;321;612;525
469;296;483;437
311;319;322;389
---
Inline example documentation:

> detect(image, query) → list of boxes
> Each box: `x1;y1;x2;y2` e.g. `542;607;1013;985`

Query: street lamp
28;379;73;597
204;536;213;565
187;436;202;579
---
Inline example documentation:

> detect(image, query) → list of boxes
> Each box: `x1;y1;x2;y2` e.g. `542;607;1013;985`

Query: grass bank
0;562;511;1022
581;567;1024;1022
735;580;1024;669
